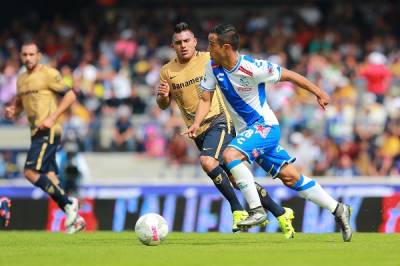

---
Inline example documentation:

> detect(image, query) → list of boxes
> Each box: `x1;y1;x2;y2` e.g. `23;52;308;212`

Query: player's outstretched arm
38;90;76;129
156;81;171;110
182;90;213;138
280;68;330;110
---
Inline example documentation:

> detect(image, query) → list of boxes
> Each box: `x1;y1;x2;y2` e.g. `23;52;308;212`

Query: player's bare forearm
280;68;323;97
280;68;330;109
156;94;171;110
5;97;23;120
51;90;76;120
193;91;213;126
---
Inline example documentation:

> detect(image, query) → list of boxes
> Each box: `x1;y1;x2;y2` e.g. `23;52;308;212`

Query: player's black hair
21;40;41;53
210;23;240;51
174;22;192;34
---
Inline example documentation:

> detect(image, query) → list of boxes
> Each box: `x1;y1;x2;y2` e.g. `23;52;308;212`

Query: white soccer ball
134;213;169;246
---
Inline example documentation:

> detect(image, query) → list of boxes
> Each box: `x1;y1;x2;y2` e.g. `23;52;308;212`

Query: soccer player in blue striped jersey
158;22;295;236
184;24;352;242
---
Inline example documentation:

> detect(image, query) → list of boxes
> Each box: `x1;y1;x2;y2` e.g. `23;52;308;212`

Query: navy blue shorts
25;129;60;174
194;122;234;163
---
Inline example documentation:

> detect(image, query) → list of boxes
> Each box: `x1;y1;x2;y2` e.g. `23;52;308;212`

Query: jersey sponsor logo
239;66;253;77
216;73;225;82
171;76;203;90
18;90;39;97
237;87;252;92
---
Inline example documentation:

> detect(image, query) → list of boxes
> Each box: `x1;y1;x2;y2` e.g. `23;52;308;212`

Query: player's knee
23;169;38;183
278;164;300;187
199;156;218;172
222;147;240;164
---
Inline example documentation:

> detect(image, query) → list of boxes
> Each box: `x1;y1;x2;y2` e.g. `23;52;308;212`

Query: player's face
172;30;197;63
207;33;224;64
20;44;41;71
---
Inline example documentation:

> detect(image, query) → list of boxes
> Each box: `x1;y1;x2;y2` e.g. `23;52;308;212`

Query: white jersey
200;54;281;133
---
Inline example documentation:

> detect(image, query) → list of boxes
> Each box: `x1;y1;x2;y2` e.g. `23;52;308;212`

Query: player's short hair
210;24;240;51
174;22;192;34
21;41;41;53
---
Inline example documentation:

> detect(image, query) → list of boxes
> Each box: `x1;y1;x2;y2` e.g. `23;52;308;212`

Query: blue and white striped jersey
200;54;281;133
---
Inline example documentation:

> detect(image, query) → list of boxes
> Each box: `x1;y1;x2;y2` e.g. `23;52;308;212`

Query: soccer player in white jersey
184;24;352;242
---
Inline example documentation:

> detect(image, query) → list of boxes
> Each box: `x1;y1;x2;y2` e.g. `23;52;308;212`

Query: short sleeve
255;59;281;84
200;61;217;92
159;67;168;83
47;68;68;93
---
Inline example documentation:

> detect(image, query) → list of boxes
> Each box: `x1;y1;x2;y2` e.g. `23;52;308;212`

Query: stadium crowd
0;2;399;178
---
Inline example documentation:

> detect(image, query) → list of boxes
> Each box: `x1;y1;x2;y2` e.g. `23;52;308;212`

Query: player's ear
222;43;231;52
193;37;198;46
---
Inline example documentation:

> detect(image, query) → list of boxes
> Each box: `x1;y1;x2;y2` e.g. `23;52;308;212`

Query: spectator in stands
112;105;135;151
359;52;392;103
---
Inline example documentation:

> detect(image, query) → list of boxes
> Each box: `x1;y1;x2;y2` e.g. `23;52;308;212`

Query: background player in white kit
184;24;353;242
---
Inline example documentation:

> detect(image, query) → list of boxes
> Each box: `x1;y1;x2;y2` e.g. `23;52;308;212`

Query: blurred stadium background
0;0;399;233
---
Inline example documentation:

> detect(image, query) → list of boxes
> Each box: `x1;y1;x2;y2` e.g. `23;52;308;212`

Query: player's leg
24;131;79;227
223;148;267;227
224;166;285;217
278;164;352;241
197;123;247;232
0;197;11;227
223;123;274;228
256;141;352;242
199;156;243;212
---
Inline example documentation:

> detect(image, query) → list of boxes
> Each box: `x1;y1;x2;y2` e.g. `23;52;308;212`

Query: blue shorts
228;123;295;178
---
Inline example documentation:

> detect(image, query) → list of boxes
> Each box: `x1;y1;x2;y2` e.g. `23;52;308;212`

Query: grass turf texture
0;232;399;266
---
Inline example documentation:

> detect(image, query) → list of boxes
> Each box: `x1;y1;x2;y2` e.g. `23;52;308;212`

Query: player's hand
316;91;330;110
181;123;200;138
157;81;170;98
4;105;16;120
38;116;56;130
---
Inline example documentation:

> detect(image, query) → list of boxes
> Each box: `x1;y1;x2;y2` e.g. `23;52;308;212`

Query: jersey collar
224;53;242;73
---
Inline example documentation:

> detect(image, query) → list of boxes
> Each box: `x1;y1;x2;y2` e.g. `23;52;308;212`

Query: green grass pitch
0;232;399;266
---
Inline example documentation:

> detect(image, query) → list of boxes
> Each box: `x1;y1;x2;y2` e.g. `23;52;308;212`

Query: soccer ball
135;213;168;246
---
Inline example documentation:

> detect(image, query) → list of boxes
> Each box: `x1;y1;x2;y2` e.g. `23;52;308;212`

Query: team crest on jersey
239;76;250;87
255;124;271;138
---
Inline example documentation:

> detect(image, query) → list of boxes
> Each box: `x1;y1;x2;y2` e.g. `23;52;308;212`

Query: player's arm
38;68;76;129
182;90;214;138
4;96;23;120
280;68;330;110
156;69;171;110
156;81;171;110
182;61;217;138
38;90;76;130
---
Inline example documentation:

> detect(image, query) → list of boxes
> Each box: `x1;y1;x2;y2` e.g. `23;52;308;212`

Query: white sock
292;175;338;213
228;160;262;209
